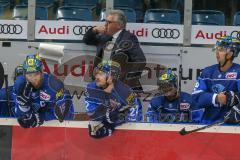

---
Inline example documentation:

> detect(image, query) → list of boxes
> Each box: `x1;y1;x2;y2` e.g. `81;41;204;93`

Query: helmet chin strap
219;54;231;69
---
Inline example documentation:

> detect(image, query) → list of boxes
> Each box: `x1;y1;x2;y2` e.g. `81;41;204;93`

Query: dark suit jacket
83;28;146;90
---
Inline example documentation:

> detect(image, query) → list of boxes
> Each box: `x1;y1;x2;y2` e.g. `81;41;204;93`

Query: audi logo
73;25;93;35
152;28;180;39
0;24;23;34
230;30;240;40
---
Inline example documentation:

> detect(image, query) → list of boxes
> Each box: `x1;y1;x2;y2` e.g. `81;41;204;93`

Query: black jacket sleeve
83;27;100;45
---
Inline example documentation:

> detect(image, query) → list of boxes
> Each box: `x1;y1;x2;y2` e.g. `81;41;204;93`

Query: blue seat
100;7;136;23
233;11;240;26
192;10;225;25
114;0;143;22
144;9;181;24
57;6;92;21
13;5;48;20
0;0;9;8
114;0;143;10
20;0;54;8
63;0;97;9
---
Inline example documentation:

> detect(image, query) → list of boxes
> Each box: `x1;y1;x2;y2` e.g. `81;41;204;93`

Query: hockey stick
179;118;227;136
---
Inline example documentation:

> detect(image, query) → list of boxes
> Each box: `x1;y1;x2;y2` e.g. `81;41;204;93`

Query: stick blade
179;127;188;136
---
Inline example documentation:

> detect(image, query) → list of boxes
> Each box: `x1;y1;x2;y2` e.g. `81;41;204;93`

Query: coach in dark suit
83;10;146;91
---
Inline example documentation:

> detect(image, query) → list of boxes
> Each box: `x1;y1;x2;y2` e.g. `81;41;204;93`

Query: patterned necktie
103;37;116;60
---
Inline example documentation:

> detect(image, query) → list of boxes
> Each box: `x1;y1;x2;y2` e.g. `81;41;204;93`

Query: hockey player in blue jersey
0;64;24;117
13;54;74;128
145;69;196;123
192;36;240;124
85;60;142;139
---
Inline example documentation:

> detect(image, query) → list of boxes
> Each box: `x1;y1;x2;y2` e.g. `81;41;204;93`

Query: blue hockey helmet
157;69;178;94
215;36;240;57
94;60;121;80
23;54;42;74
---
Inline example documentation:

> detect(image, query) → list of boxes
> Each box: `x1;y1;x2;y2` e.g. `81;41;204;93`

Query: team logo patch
180;103;190;110
226;72;237;79
40;91;51;101
194;81;199;88
56;89;64;99
126;93;136;105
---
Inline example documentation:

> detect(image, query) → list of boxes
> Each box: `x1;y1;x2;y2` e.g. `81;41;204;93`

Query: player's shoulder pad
200;64;218;78
47;74;66;100
47;74;64;91
150;96;163;107
232;63;240;71
114;80;136;105
87;81;98;89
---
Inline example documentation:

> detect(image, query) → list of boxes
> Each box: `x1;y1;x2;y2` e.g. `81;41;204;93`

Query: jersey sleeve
127;97;143;122
51;76;74;120
192;69;217;108
84;84;103;115
13;76;32;116
145;96;162;122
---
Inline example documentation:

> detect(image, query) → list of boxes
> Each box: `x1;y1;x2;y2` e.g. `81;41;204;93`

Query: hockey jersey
192;63;240;123
13;73;74;121
146;92;196;123
85;80;143;125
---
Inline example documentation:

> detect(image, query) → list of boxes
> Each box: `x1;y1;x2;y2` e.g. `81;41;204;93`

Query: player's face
95;71;107;87
25;72;43;89
165;87;178;101
216;46;228;63
105;15;121;36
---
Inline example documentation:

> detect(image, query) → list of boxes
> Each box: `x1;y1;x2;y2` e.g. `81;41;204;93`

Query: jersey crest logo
40;91;51;101
180;103;190;110
225;72;237;79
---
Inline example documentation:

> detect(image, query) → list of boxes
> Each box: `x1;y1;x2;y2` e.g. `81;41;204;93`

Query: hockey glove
105;106;129;125
224;105;240;124
224;91;240;108
16;82;33;106
145;110;159;122
88;122;114;139
17;112;43;128
54;99;72;123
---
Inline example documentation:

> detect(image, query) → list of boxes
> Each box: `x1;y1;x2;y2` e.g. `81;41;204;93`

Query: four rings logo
230;30;240;40
73;25;93;35
152;28;180;39
0;24;23;34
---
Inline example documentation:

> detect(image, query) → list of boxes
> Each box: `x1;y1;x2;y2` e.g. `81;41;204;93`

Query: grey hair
107;10;127;28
